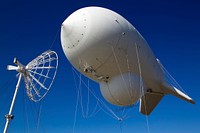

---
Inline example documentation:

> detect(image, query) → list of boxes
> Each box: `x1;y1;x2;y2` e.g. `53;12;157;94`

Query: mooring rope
135;43;151;133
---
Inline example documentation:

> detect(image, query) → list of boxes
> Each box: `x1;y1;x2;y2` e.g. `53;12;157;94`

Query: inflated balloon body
61;7;194;115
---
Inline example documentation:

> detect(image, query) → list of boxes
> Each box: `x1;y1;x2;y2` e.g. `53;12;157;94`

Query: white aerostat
61;7;195;115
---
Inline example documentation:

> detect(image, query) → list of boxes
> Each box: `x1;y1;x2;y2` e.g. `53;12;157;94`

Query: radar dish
25;50;58;102
4;50;58;133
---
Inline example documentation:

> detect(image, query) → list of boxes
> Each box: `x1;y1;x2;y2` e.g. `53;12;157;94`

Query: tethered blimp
61;7;195;115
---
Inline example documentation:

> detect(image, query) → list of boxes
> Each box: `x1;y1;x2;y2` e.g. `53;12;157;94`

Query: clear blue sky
0;0;200;133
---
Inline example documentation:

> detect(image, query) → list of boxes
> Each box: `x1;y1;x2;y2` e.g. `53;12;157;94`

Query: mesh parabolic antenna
4;50;58;133
24;50;58;102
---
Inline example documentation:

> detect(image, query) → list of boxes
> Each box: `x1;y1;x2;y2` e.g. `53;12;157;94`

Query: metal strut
3;74;22;133
83;65;109;82
4;58;25;133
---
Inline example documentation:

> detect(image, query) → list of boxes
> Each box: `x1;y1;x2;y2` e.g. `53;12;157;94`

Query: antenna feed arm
12;58;26;74
7;58;25;72
14;58;24;68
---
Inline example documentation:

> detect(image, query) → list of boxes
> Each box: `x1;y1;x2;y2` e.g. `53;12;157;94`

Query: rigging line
29;102;38;130
73;70;99;119
35;102;42;133
78;71;110;119
121;107;126;118
97;103;118;120
49;28;60;50
28;100;42;131
87;101;101;118
86;79;90;118
72;68;99;129
33;103;39;133
72;69;120;120
111;46;132;103
72;67;79;91
98;98;120;120
119;102;137;119
135;43;151;133
95;33;123;71
35;104;46;133
78;74;86;118
122;104;138;120
23;87;30;133
119;120;123;133
126;53;133;96
31;101;45;133
72;68;87;131
135;43;143;98
72;68;120;120
121;52;133;118
23;85;26;133
160;63;187;94
120;107;132;120
73;89;80;133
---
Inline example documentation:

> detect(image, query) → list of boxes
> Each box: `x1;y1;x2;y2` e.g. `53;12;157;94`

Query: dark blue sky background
0;0;200;133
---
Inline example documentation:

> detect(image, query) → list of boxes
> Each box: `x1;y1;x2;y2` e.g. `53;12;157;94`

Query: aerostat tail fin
156;59;195;104
140;59;195;115
161;82;195;104
139;92;164;115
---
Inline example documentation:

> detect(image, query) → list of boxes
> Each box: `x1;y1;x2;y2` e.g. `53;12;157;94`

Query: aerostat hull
61;7;194;115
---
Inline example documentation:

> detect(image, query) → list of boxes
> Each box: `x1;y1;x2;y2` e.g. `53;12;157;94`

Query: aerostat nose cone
61;9;88;50
61;22;73;36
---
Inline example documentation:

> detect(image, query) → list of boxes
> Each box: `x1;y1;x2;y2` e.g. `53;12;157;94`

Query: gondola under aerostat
60;6;195;115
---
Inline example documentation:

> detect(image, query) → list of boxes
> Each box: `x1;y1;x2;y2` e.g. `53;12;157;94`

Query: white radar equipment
3;50;58;133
